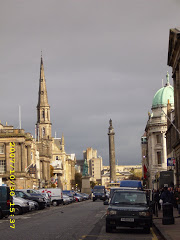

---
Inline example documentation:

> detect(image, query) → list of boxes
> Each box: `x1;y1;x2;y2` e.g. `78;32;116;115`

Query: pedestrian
160;187;172;204
174;188;180;214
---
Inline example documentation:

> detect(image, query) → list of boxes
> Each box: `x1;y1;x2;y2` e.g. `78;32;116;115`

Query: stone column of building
18;143;22;172
15;142;19;172
27;145;31;167
108;119;116;182
176;70;180;131
21;143;26;172
43;161;47;181
162;132;167;168
177;67;180;130
5;143;10;173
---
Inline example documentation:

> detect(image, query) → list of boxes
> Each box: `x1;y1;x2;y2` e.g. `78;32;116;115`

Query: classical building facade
145;73;174;189
79;147;103;184
0;122;39;188
101;165;142;188
51;134;76;190
167;28;180;187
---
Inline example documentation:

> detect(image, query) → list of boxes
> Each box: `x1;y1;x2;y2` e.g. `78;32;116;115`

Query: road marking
101;213;106;219
151;228;158;240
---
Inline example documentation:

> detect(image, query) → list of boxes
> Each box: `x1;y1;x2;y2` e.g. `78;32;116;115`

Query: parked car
38;188;63;206
81;193;90;200
63;194;71;205
15;190;46;210
34;190;51;207
92;185;106;201
13;196;29;215
105;189;153;233
74;193;83;202
0;186;11;219
62;191;75;202
28;200;38;211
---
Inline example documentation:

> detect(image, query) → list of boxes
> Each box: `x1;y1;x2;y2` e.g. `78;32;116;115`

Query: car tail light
7;199;10;206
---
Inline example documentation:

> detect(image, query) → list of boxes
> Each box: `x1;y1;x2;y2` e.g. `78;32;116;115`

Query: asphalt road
0;200;163;240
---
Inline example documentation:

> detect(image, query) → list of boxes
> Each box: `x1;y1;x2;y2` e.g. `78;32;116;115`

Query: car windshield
111;192;147;205
93;189;104;193
15;191;31;198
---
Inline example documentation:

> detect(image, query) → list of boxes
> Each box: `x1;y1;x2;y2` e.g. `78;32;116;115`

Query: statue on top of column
82;159;88;176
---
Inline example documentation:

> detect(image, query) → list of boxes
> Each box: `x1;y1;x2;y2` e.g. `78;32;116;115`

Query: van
120;180;143;190
0;186;11;219
39;188;63;206
92;185;106;201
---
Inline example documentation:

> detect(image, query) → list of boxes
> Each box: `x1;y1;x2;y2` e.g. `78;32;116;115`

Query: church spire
37;55;49;107
36;55;52;140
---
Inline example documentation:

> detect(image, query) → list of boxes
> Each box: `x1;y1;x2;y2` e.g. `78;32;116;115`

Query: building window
43;128;45;136
156;134;161;144
157;151;162;164
141;137;147;144
0;160;6;173
0;145;4;154
56;156;59;160
42;109;45;119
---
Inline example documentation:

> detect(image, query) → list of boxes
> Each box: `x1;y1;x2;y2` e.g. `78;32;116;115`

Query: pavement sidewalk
153;207;180;240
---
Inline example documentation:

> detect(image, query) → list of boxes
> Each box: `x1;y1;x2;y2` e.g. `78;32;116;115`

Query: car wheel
143;226;150;234
35;203;39;210
14;206;22;215
52;201;58;206
106;224;113;233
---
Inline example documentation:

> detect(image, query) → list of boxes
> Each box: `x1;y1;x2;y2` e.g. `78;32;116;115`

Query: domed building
144;72;174;189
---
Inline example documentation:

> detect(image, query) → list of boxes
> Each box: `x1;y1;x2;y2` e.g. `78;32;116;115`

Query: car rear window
111;192;147;205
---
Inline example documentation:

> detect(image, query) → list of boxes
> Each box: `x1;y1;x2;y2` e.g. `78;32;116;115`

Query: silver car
63;194;71;205
13;196;29;215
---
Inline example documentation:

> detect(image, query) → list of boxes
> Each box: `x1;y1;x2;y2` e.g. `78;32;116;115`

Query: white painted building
145;73;174;189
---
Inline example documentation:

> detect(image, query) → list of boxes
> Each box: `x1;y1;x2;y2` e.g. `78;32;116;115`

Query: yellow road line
151;227;158;240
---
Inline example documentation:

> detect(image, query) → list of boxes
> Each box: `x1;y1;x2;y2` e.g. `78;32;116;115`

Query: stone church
0;56;76;189
35;56;52;187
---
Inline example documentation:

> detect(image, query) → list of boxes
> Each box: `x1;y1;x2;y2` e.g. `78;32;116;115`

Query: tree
128;175;141;180
90;181;96;189
75;173;82;189
50;165;54;177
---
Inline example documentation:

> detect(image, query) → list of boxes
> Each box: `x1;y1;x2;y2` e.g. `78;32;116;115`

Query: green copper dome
152;72;174;108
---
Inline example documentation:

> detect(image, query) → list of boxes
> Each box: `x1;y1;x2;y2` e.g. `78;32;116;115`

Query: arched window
42;109;45;119
43;127;45;136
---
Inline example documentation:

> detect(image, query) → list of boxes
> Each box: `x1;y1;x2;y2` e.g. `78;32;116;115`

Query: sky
0;0;179;166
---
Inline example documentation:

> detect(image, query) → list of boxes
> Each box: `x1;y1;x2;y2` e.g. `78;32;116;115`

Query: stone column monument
81;159;91;194
108;119;116;182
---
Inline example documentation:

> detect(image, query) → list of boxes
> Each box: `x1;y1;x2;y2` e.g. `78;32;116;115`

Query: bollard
162;203;174;225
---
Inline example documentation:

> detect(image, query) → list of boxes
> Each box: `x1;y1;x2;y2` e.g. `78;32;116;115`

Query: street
0;200;163;240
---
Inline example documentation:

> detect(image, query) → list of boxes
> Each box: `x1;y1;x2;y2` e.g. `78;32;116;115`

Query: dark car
92;185;106;201
106;189;152;233
0;186;11;219
15;190;46;210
